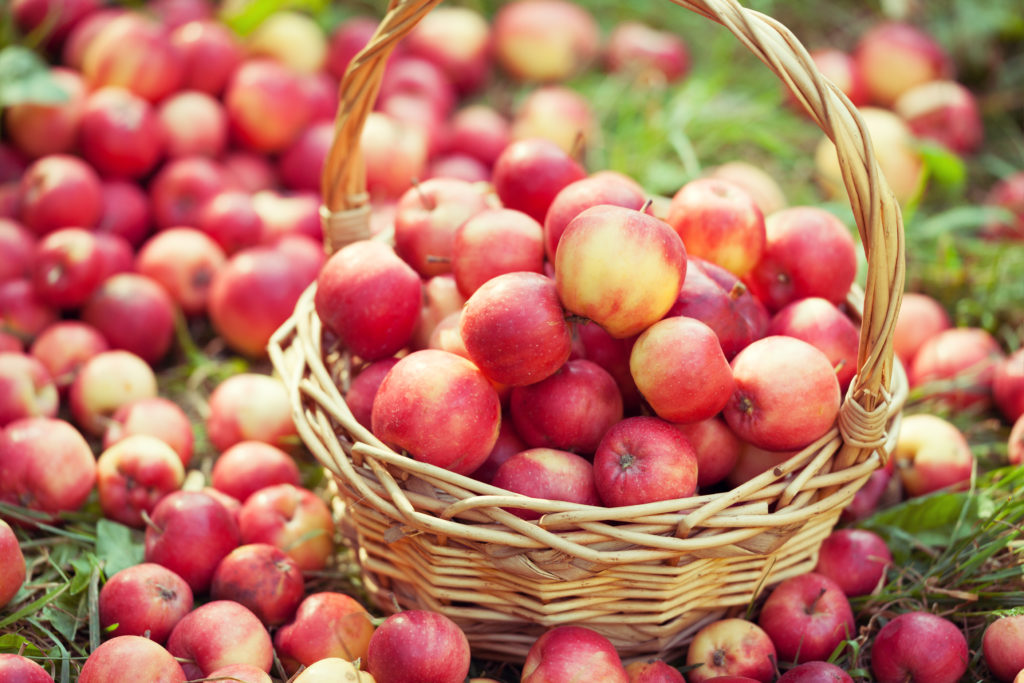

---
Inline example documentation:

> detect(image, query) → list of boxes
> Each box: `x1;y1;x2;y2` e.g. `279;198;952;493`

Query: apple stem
570;130;586;161
425;255;451;264
728;281;748;300
619;452;636;470
834;359;847;375
412;179;436;210
641;198;654;214
140;509;162;535
805;586;827;615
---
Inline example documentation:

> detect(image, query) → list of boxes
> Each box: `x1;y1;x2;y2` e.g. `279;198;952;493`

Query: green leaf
94;519;144;577
219;0;329;37
67;556;95;596
917;139;967;192
0;633;47;657
0;46;68;108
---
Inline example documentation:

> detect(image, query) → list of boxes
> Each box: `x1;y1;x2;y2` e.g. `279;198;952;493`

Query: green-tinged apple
224;58;311;153
511;85;596;156
98;562;193;643
246;11;326;74
892;413;974;496
854;21;953;107
291;658;375;682
492;0;599;83
81;12;185;102
686;618;777;683
404;6;491;94
157;90;228;159
96;434;185;527
706;161;787;217
68;351;159;438
274;592;375;673
4;67;86;160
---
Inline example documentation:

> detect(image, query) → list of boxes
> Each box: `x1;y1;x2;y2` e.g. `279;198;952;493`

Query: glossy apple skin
492;447;601;520
556;205;687;339
543;173;646;263
79;86;164;179
144;490;242;594
98;562;194;644
768;297;860;393
209;543;305;627
908;327;1005;411
492;137;586;223
224;59;310;154
205;372;297;453
757;572;855;664
135;227;226;318
624;657;685;682
96;434;185;528
0;519;26;608
166;599;274;679
776;661;853;682
372;349;502;475
675;417;742;490
314;240;422;362
368;610;472;683
521;625;628;683
892;413;974;496
0;653;55;682
211;441;300;503
453;208;546;298
893;292;951;368
870;612;968;683
237;483;334;572
814;528;892;598
982;615;1024;682
593;416;699;507
82;273;176;366
724;336;842;452
685;618;777;683
79;635;186;683
993;348;1024;423
274;592;376;673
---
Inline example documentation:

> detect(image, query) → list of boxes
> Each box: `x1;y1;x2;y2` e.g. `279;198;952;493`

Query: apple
96;434;185;527
67;350;157;437
291;658;374;683
81;273;176;365
238;483;334;572
378;56;456;123
908;326;1005;411
675;417;743;490
314;240;422;361
134;227;226;318
508;358;623;454
776;661;853;682
11;0;101;46
743;207;859;313
757;572;855;664
666;178;766;278
0;279;60;344
492;137;586;223
426;154;491;183
556;205;687;338
149;155;228;230
277;120;333;193
894;80;983;156
726;442;798;489
221;57;312;153
251;190;321;244
30;228;113;310
210;543;305;627
198;189;264;255
166;599;273;679
469;417;527;484
571;319;643;413
0;219;36;284
492;447;601;519
982;171;1024;240
522;626;628;682
511;85;596;156
211;441;300;503
95;179;152;248
0;417;96;520
157;90;229;159
0;352;58;427
325;15;388;80
808;48;868;107
4;67;86;160
667;256;769;360
245;10;326;74
367;610;471;683
492;0;600;83
79;635;186;683
815;107;924;206
98;562;194;643
630;316;734;424
0;519;26;608
78;86;164;179
0;653;54;682
543;173;646;262
404;5;491;94
624;658;685;681
205;664;274;683
814;528;892;598
361;111;429;201
593;415;699;507
81;12;185;103
870;612;967;683
606;21;690;84
343;358;401;431
274;592;376;672
892;413;974;497
144;489;242;594
983;615;1024;682
442;104;511;168
767;297;861;393
372;349;502;475
169;20;244;95
459;271;573;386
840;465;896;523
705;162;787;218
724;335;842;451
686;618;777;683
994;348;1024;423
61;7;127;71
147;0;212;30
854;21;953;107
205;372;297;453
19;154;103;235
452;209;544;298
893;292;951;367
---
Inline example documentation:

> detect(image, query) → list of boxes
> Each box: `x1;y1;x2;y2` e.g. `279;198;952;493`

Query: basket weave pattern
269;0;908;663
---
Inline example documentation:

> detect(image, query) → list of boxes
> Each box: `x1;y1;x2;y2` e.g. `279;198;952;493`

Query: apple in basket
593;416;699;507
492;447;601;519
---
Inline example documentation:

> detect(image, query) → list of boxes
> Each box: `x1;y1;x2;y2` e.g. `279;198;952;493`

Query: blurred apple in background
606;21;690;85
96;434;185;527
157;90;229;159
982;171;1024;240
706;161;788;217
405;5;492;94
0;220;36;284
511;85;595;156
894;80;983;156
0;353;58;427
892;413;974;496
892;292;952;368
149;155;228;230
170;19;244;96
4;67;86;160
82;272;177;366
135;227;226;318
69;349;158;435
982;615;1024;682
19;154;103;236
907;326;1005;411
854;21;953;107
993;348;1024;423
493;0;599;83
809;48;868;107
224;59;311;154
0;519;26;608
95;179;152;248
245;10;326;74
205;372;297;453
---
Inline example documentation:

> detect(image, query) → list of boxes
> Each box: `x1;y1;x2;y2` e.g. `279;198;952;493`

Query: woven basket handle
320;0;905;469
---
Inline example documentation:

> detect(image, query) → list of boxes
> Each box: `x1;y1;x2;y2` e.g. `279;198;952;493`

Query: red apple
344;358;401;430
757;572;855;664
624;658;685;682
81;12;185;103
606;21;690;84
98;562;193;643
726;443;798;489
210;543;305;627
508;358;623;455
724;336;842;451
144;490;242;594
372;349;502;475
994;348;1024;423
379;56;456;123
274;591;376;672
593;416;698;507
452;208;544;298
675;417;742;490
0;653;54;682
666;178;766;278
459;271;573;386
492;137;586;223
492;0;600;83
170;19;244;96
556;205;687;338
814;528;892;598
511;85;596;156
809;48;868;107
0;519;26;608
404;5;491;94
521;625;628;683
79;86;164;179
69;349;157;436
166;599;273;679
96;434;185;527
426;153;491;183
157;90;228;159
892;413;974;496
0;352;58;427
147;0;212;30
197;189;263;255
30;228;111;310
870;612;967;683
367;610;471;683
767;297;861;393
492;447;601;519
894;80;983;156
135;227;226;317
361;111;429;201
251;190;321;244
776;661;853;682
61;7;126;71
11;0;101;47
4;67;86;160
854;21;953;107
743;206;858;313
325;15;387;79
469;417;528;484
982;171;1024;241
543;173;646;262
205;372;297;453
19;154;103;235
79;635;186;683
0;219;36;284
442;104;511;168
223;59;310;153
148;155;228;230
277;120;333;193
95;179;152;248
908;326;1005;411
686;618;777;683
893;292;951;368
237;483;334;572
82;273;176;365
705;162;788;218
983;615;1024;682
840;466;895;523
0;279;60;344
211;441;301;503
0;417;96;520
630;316;734;423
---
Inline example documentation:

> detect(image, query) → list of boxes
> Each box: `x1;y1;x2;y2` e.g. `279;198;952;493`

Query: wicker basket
269;0;908;664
